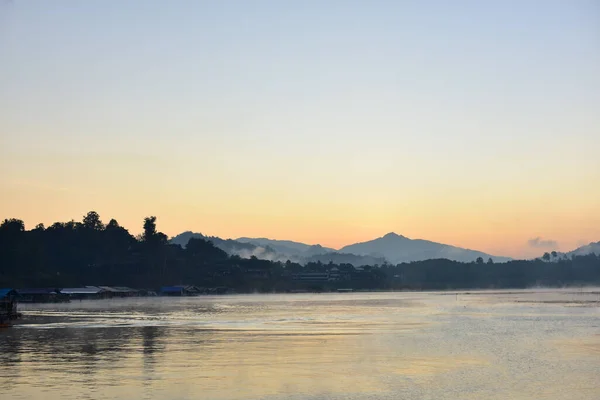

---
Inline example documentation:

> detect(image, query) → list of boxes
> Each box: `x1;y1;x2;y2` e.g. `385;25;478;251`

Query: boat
0;288;20;328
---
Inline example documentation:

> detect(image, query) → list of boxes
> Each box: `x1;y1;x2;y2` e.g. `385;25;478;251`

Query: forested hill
1;212;599;291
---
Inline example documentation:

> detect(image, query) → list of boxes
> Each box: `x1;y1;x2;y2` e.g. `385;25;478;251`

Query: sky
1;0;599;259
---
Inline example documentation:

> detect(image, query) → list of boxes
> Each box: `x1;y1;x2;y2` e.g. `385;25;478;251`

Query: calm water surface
1;290;599;399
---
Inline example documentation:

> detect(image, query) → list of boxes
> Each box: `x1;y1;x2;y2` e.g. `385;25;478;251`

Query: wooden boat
0;288;20;328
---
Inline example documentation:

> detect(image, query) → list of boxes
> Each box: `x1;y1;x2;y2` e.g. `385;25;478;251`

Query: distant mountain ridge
171;231;513;265
339;232;511;264
540;241;600;261
170;232;376;264
567;241;600;257
170;231;281;260
236;237;336;257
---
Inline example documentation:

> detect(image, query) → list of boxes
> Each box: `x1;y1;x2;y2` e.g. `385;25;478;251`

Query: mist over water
2;290;600;399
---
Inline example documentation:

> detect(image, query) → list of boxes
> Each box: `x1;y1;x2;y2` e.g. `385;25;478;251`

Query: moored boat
0;288;20;327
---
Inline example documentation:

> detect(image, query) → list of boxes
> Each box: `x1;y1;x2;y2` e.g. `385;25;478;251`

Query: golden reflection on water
554;335;600;358
387;357;488;376
1;291;600;400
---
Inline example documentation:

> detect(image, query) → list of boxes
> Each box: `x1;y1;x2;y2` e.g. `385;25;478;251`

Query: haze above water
2;290;600;400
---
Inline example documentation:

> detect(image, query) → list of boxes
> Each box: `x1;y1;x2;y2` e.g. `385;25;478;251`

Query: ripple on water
2;291;600;400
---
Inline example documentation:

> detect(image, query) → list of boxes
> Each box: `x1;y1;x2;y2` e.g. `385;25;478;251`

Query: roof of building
160;286;185;293
112;286;138;292
292;272;329;276
0;289;18;299
97;286;137;293
97;286;117;292
61;287;104;295
17;288;59;295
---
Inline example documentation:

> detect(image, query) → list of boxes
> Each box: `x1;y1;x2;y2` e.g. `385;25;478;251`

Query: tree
487;258;494;265
82;211;104;230
551;251;558;259
186;237;228;262
542;252;551;262
0;218;25;233
65;220;80;230
48;222;66;230
106;219;120;230
143;216;158;242
141;216;167;250
1;210;600;291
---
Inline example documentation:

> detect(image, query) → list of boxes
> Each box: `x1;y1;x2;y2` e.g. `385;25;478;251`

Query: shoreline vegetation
1;212;599;292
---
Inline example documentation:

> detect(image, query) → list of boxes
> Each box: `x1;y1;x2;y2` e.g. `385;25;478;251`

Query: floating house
97;286;139;298
159;285;201;296
206;286;231;295
18;288;69;303
60;286;108;300
291;272;331;282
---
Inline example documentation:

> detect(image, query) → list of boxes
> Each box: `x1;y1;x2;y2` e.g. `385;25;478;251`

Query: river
1;289;599;399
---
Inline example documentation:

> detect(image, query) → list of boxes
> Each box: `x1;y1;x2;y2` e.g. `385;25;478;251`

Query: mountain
170;231;281;261
231;237;383;265
171;233;381;265
170;231;205;248
339;232;511;264
236;237;336;257
567;241;600;257
235;237;385;265
172;231;512;265
536;241;600;262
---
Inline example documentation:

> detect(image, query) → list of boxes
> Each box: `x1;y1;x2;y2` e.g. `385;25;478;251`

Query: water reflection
1;291;599;400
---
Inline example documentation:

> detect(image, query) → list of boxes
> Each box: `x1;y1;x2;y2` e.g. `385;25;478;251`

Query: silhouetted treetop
106;219;120;229
1;218;25;234
83;211;104;231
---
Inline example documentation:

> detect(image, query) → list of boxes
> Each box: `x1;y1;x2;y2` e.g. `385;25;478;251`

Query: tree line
1;212;599;291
